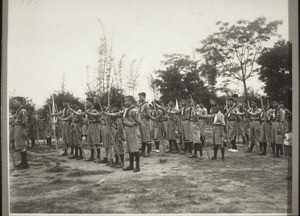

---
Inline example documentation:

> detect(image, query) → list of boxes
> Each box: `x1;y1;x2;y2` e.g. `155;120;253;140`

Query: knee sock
221;147;225;159
199;143;203;156
141;142;146;153
173;140;179;151
154;139;159;150
259;142;263;151
120;154;124;165
193;143;198;155
96;148;100;159
129;152;134;167
169;140;173;151
134;152;140;168
115;154;119;164
271;143;275;154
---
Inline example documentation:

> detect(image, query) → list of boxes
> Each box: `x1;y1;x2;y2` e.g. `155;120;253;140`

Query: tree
196;17;283;99
152;54;216;108
257;40;292;109
126;58;143;96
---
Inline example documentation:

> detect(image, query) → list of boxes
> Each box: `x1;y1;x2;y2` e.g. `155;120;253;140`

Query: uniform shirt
139;101;151;119
167;106;179;121
226;103;243;121
152;108;164;122
247;107;262;120
87;108;100;123
273;107;285;122
60;108;72;122
190;107;201;122
260;108;274;122
213;111;226;126
14;106;28;126
180;106;192;121
72;109;83;124
119;106;141;127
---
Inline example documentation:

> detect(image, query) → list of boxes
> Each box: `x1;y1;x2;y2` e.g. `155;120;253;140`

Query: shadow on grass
67;169;114;177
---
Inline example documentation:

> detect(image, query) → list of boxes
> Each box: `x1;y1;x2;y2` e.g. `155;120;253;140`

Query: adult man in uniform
12;96;29;169
138;92;152;157
244;99;262;153
224;97;239;152
28;109;39;148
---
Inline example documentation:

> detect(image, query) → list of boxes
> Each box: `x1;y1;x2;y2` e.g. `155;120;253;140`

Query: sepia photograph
2;0;298;215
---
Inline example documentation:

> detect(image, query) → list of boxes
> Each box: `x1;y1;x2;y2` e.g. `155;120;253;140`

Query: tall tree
153;54;215;108
257;40;292;109
196;17;282;99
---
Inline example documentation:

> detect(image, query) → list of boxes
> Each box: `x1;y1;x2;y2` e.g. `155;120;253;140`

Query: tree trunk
242;79;248;100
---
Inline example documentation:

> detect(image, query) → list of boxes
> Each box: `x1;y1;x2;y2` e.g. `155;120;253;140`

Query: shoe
110;162;116;167
85;157;94;161
140;152;146;157
100;158;108;163
17;164;29;169
94;158;101;163
271;155;279;158
211;156;217;160
245;149;252;153
221;157;225;161
199;156;204;160
166;150;173;153
123;166;134;171
258;152;266;155
188;155;197;158
231;149;238;152
172;150;179;154
114;164;122;168
60;151;68;156
152;149;157;152
69;155;78;159
155;149;160;153
76;156;83;160
227;149;233;152
179;151;185;155
133;167;140;173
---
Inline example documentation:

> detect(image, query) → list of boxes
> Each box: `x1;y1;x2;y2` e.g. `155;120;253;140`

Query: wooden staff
51;95;59;158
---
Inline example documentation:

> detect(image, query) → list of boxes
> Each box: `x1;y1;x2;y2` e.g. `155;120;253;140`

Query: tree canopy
196;17;282;99
257;40;292;109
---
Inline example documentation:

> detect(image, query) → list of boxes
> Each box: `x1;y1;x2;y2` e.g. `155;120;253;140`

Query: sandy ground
9;129;292;214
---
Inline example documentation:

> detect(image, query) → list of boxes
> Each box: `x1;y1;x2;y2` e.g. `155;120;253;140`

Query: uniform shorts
249;120;261;142
271;122;284;144
124;126;139;152
212;125;224;147
14;125;28;151
101;124;111;148
167;120;177;140
260;122;272;143
140;119;151;142
70;123;81;146
181;120;191;141
87;124;100;147
61;121;71;145
190;122;201;143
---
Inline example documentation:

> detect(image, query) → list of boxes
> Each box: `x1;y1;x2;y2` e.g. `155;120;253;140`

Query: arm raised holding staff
103;96;141;173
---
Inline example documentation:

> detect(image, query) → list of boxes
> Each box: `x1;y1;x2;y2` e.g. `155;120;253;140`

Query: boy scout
189;102;204;160
55;102;72;156
104;96;142;173
111;115;125;168
270;101;285;158
164;99;180;153
244;99;262;153
12;96;29;169
70;98;101;162
258;98;273;155
138;92;152;157
69;103;83;160
206;102;226;160
151;101;165;153
179;99;193;155
28;109;39;147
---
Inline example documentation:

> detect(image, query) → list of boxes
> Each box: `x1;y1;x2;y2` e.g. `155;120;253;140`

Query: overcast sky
8;0;289;107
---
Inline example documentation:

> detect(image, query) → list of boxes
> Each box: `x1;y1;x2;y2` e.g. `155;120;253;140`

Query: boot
31;138;35;147
133;152;140;173
189;143;198;158
17;151;29;169
113;154;120;167
116;154;124;168
140;142;146;156
167;140;173;153
123;153;134;171
272;144;280;158
172;140;179;153
70;145;74;155
107;159;114;166
188;142;193;154
211;146;218;160
86;149;95;161
146;143;151;157
221;147;225;161
258;142;267;155
232;137;237;150
154;140;159;152
94;148;101;163
60;148;68;156
245;142;255;153
279;144;283;157
100;157;108;163
199;143;204;160
259;142;263;152
271;143;276;155
76;147;83;160
69;146;79;159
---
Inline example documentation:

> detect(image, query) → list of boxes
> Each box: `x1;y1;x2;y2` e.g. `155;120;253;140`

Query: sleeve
133;109;142;125
20;110;28;125
280;109;285;121
203;108;208;115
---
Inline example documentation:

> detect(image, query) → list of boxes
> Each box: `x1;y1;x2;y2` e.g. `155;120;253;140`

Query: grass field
9;126;292;214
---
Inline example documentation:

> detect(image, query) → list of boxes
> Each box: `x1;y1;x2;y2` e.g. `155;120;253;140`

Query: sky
7;0;289;108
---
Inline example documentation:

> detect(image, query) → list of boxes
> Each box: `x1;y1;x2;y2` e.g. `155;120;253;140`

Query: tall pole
51;95;59;158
